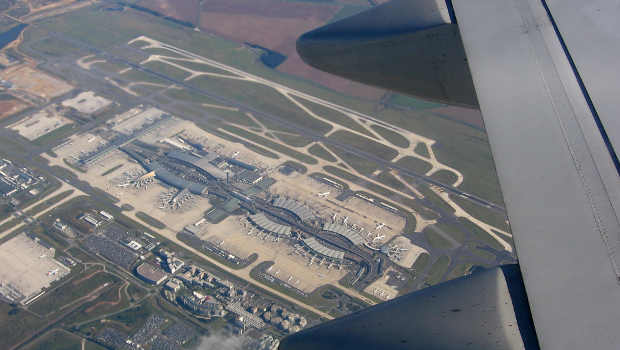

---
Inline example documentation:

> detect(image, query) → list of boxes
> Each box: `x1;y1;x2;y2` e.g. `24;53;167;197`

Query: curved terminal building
302;237;344;262
323;222;364;245
248;213;292;237
272;197;315;221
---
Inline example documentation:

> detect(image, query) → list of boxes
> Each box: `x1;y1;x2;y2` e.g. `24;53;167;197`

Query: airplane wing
280;0;620;349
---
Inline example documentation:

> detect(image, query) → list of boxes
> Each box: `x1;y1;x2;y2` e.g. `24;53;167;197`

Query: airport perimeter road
124;211;335;320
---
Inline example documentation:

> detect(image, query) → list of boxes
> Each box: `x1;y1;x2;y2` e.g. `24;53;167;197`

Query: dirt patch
0;96;29;119
84;282;126;313
0;65;73;100
72;269;102;286
146;0;383;99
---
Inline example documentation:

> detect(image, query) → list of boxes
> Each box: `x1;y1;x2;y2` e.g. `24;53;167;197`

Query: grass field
425;255;451;286
414;142;430;157
458;218;509;251
67;247;99;263
328;130;398;161
187;75;333;135
135;211;166;229
61;282;131;326
296;98;374;137
25;329;82;350
203;107;259;128
32;124;77;147
0;302;47;350
29;268;120;317
308;144;336;162
120;68;170;85
324;146;380;175
412;252;430;273
370;125;409;148
221;124;318;164
446;263;473;281
430;170;459;186
394;156;433;175
373;108;503;205
423;225;455;250
26;36;86;59
196;124;280;159
104;298;156;333
273;131;314;148
24;190;74;217
451;195;510;232
376;171;407;192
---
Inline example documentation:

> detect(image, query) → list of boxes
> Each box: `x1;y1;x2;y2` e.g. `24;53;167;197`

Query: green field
328;130;398;161
295;98;374;137
458;218;509;251
411;252;430;273
0;302;47;349
446;263;474;281
423;225;456;250
376;171;407;192
26;330;82;350
451;195;510;232
61;282;131;326
26;36;85;59
33;124;77;147
394;156;432;175
24;190;74;217
202;107;260;128
324;146;380;175
221;124;318;164
414;142;430;157
187;75;333;135
135;211;166;229
430;169;459;186
120;67;170;85
196;124;280;159
30;268;120;317
370;125;410;148
373;108;503;205
425;255;451;286
273;131;314;148
308;144;337;162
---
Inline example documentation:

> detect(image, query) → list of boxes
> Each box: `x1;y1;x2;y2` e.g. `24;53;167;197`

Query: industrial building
322;222;364;245
136;263;168;285
248;213;292;237
272;197;315;221
302;237;345;261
